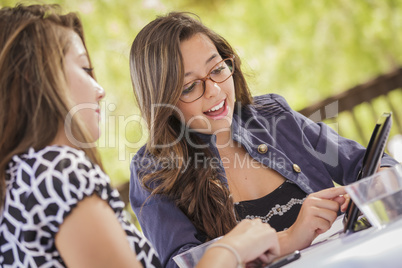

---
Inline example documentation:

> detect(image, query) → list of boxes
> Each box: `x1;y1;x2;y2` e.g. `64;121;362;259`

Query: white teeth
208;101;224;112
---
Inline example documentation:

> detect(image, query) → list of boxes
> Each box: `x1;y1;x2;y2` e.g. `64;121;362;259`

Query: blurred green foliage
1;0;402;187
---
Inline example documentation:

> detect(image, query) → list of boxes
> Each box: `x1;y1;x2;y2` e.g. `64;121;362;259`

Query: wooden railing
298;67;402;146
117;67;402;207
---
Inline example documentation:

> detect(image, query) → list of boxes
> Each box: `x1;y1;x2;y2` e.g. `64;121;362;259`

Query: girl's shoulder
252;93;292;111
131;145;157;171
7;145;107;192
6;145;112;219
16;145;95;172
239;93;293;119
2;146;116;266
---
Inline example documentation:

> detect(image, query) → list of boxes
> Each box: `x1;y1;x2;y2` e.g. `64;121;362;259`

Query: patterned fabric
0;145;161;268
235;180;307;231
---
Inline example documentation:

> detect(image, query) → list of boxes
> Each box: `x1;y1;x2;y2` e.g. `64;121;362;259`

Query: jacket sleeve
129;150;202;268
271;94;398;186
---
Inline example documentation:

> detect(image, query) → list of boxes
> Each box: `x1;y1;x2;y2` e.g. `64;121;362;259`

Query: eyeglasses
179;56;235;103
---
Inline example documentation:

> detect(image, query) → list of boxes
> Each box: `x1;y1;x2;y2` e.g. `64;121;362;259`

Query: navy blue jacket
130;94;398;267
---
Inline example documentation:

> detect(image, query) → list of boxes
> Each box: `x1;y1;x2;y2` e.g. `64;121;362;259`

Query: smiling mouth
203;99;227;117
207;100;224;112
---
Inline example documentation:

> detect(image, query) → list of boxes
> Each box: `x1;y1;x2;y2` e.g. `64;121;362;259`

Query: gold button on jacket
257;144;268;154
293;164;301;173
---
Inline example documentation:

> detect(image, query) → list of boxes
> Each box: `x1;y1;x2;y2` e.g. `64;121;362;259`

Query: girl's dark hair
0;4;103;207
130;12;253;239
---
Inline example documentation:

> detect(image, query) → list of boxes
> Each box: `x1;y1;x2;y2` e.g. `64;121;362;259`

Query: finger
302;205;338;232
258;254;270;264
260;228;280;261
258;250;278;264
243;218;262;228
311;186;346;199
313;217;333;235
265;250;280;263
332;195;346;206
265;240;280;258
258;244;280;264
340;195;350;212
305;197;341;212
314;206;339;223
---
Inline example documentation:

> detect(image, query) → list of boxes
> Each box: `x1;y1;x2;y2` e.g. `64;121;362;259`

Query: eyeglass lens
180;58;234;103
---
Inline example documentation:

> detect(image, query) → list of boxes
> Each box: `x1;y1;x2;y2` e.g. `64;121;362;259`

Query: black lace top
235;180;308;231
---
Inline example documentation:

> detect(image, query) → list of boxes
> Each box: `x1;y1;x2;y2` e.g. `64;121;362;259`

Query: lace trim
243;197;306;223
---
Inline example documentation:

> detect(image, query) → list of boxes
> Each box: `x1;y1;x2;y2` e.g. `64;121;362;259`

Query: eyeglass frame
179;55;235;103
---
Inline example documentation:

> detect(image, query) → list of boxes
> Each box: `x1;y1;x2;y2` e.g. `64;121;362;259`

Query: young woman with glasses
129;12;397;267
0;5;283;268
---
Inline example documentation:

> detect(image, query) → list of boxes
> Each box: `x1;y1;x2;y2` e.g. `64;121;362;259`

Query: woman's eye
83;67;94;74
211;65;225;75
182;82;196;95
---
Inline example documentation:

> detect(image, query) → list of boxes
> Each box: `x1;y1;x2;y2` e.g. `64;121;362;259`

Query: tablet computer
343;112;392;233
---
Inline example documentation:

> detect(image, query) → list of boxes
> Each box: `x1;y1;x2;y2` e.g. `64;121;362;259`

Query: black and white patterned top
0;145;161;267
235;180;307;231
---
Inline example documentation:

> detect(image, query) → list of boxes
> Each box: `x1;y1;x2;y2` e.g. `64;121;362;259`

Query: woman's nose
203;79;221;99
97;85;106;101
90;76;106;101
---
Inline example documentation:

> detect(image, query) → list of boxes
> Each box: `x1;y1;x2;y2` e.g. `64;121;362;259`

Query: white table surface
286;216;402;267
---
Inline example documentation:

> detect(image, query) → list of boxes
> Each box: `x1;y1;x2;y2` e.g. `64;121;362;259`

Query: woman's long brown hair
130;12;253;240
0;4;103;208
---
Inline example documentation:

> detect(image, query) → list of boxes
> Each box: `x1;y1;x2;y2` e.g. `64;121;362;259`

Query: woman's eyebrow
184;53;219;77
205;53;218;65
